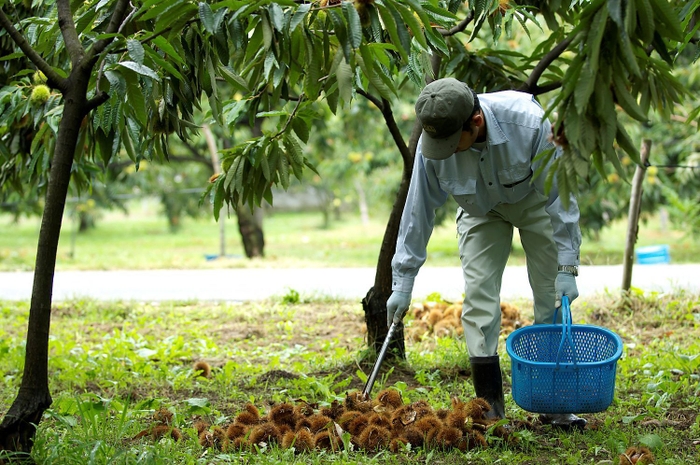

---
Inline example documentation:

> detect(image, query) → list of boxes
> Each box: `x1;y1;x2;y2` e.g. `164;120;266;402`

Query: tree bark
236;118;266;258
0;78;89;452
237;206;265;258
621;139;652;292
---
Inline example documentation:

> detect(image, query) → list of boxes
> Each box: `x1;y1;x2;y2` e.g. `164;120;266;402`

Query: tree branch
85;0;132;62
437;10;474;37
0;8;65;88
356;88;384;112
85;91;111;112
519;36;572;94
56;0;85;68
530;81;562;95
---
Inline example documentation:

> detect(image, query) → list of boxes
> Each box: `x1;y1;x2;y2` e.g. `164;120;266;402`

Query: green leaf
152;36;185;65
390;0;428;50
211;176;226;220
336;52;353;104
607;0;622;26
304;32;323;100
261;12;273;50
639;434;664;450
268;2;286;32
618;31;641;77
104;70;126;98
587;5;608;74
199;2;217;33
140;0;185;21
121;124;137;163
260;150;271;181
574;64;595;114
144;46;183;80
648;0;684;41
291;117;310;144
122;71;147;126
615;119;640;163
635;0;654;43
343;1;363;49
376;4;408;62
126;39;145;64
278;151;290;189
290;3;310;32
594;76;617;150
117;61;160;80
219;66;250;92
329;8;351;62
611;70;647;122
358;45;394;101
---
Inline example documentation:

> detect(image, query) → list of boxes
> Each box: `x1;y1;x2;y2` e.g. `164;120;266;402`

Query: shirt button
480;158;484;162
489;182;493;186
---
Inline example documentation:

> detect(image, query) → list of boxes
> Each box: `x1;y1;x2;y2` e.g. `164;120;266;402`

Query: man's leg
504;192;587;430
457;209;513;419
509;195;559;325
457;209;513;357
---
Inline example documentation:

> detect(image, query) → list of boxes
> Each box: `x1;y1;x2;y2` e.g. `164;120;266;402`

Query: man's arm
531;119;582;266
391;146;449;293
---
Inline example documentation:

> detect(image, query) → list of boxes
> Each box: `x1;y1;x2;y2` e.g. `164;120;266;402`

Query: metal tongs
361;321;399;400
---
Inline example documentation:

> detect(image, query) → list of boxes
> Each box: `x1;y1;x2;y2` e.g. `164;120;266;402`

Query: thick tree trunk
0;80;88;453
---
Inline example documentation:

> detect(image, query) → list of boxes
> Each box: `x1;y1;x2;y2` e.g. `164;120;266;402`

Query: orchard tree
0;0;697;456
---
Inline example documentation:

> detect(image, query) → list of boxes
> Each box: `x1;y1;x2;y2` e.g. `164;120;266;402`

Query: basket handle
554;296;578;368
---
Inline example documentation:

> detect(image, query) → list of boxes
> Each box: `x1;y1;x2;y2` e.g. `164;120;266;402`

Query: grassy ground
1;204;699;463
0;291;698;464
1;203;698;271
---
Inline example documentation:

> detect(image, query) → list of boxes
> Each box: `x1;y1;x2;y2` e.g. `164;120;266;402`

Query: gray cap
415;78;474;160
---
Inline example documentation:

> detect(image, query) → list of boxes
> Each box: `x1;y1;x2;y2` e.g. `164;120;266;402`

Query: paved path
0;264;698;302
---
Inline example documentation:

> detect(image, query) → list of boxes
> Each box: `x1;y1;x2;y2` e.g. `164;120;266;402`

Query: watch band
558;265;579;276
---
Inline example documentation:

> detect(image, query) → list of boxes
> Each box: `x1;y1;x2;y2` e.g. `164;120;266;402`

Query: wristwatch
558;265;579;276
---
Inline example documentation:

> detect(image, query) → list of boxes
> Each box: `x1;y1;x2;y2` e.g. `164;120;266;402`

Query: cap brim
419;130;462;160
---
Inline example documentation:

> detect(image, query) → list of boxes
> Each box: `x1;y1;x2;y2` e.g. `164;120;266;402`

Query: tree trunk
0;80;89;453
236;119;266;258
621;139;652;292
362;118;424;360
238;205;265;258
361;57;440;360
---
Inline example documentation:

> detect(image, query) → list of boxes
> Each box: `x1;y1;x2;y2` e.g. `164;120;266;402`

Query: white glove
386;291;411;327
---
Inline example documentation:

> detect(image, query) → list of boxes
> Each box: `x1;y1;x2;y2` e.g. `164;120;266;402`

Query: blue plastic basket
506;297;623;414
635;244;671;264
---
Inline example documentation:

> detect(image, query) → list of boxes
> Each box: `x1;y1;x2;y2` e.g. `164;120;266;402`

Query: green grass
1;291;699;464
1;203;698;271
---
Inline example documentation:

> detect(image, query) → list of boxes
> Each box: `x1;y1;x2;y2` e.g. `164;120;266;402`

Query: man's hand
386;291;412;327
555;272;579;308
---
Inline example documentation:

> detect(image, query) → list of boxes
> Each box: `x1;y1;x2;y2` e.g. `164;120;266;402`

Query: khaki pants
456;190;558;357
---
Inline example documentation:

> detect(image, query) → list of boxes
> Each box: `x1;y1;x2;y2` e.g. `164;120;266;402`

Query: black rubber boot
470;355;506;419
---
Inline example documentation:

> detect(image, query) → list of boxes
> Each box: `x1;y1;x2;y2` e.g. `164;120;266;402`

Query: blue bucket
506;297;623;414
635;245;670;264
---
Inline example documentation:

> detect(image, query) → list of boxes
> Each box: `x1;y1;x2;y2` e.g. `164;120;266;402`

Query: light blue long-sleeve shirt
392;90;582;293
